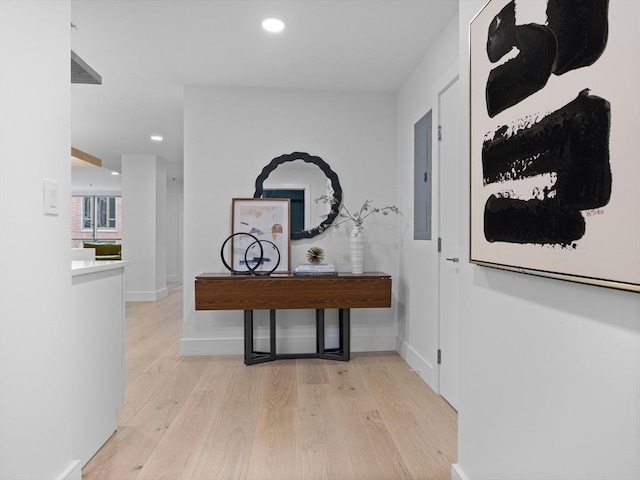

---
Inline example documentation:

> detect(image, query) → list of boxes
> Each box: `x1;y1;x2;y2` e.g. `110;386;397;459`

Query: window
82;196;118;231
72;195;122;247
95;196;117;229
83;196;93;229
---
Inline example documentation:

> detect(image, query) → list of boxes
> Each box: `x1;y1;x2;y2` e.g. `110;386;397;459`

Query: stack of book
293;263;338;276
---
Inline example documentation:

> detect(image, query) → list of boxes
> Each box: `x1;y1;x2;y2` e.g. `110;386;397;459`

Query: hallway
83;283;457;480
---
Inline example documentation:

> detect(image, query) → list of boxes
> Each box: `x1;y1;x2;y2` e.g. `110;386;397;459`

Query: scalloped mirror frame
254;152;343;240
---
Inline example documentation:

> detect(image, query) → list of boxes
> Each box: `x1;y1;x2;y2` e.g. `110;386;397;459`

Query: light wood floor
83;283;457;480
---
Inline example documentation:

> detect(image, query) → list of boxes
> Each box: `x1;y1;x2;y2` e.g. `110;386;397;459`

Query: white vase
350;226;365;274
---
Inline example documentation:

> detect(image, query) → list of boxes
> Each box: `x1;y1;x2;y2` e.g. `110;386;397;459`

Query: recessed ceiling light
151;135;163;141
262;18;285;33
111;171;120;176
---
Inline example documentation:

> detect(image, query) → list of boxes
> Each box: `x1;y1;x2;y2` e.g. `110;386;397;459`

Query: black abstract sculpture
220;232;281;275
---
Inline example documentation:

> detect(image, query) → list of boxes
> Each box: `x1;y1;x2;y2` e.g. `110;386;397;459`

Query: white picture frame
231;198;291;274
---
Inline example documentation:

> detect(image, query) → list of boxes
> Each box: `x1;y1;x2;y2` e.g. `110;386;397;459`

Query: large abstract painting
470;0;640;292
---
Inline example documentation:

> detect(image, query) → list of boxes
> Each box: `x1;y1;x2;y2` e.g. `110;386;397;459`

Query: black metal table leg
341;308;350;361
316;309;325;355
269;309;276;356
244;309;253;365
245;308;350;365
244;309;277;365
319;308;350;361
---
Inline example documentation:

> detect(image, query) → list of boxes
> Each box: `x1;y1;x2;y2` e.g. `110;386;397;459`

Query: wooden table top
195;272;392;310
196;271;390;279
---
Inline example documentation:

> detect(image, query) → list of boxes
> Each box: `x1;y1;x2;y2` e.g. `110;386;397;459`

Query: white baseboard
56;460;82;480
451;464;469;480
180;332;397;356
125;287;168;302
396;338;437;391
166;274;179;282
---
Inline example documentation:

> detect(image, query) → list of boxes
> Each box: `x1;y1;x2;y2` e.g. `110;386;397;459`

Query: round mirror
254;152;342;239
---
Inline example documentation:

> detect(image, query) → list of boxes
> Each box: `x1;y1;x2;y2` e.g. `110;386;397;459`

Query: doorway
437;75;461;411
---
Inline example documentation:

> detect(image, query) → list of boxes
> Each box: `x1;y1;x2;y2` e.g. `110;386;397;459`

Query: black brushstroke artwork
547;0;610;75
485;196;586;245
483;90;611;244
484;0;610;117
487;1;517;62
481;0;611;246
483;90;611;207
486;23;557;117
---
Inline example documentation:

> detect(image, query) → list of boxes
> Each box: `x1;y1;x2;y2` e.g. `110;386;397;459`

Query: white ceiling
71;0;458;180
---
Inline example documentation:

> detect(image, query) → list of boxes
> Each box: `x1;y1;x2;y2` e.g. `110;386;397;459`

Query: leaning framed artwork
469;0;640;292
231;198;291;274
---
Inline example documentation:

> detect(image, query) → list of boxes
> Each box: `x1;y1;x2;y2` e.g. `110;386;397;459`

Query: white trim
417;64;460;395
396;338;437;391
434;66;461;410
451;463;469;480
125;287;168;302
166;274;179;282
180;332;397;356
56;460;82;480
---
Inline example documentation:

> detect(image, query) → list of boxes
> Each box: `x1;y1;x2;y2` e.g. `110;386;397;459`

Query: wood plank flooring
83;283;457;480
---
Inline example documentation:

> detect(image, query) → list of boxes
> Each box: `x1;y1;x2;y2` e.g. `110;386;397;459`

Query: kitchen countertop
71;260;130;277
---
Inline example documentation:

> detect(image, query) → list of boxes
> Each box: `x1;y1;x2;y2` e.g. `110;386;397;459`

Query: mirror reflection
254;152;342;240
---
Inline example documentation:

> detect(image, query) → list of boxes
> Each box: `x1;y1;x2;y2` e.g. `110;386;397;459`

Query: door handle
445;257;459;263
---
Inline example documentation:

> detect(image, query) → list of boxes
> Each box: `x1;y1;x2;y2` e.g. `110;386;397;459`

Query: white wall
454;2;640;479
0;1;80;479
182;86;399;355
155;159;168;291
396;13;460;389
121;154;168;301
167;178;183;282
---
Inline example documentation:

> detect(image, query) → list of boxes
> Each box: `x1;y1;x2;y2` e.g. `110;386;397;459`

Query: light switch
43;179;59;215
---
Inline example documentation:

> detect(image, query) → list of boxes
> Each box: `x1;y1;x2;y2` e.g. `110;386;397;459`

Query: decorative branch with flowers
315;195;401;236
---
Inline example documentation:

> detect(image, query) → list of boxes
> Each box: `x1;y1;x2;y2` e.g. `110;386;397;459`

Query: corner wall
0;1;78;478
396;13;460;389
455;2;640;479
182;86;399;355
167;178;183;282
121;154;168;300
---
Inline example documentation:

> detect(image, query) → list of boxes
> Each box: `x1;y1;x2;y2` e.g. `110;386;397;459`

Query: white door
438;76;461;411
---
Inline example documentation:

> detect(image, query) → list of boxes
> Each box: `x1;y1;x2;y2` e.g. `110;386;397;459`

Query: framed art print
231;198;291;274
469;0;640;292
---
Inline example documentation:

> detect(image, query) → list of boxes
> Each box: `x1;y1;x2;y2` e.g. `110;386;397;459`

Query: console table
195;272;391;365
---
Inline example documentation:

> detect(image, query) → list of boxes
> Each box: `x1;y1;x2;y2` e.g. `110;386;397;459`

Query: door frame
432;67;460;404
